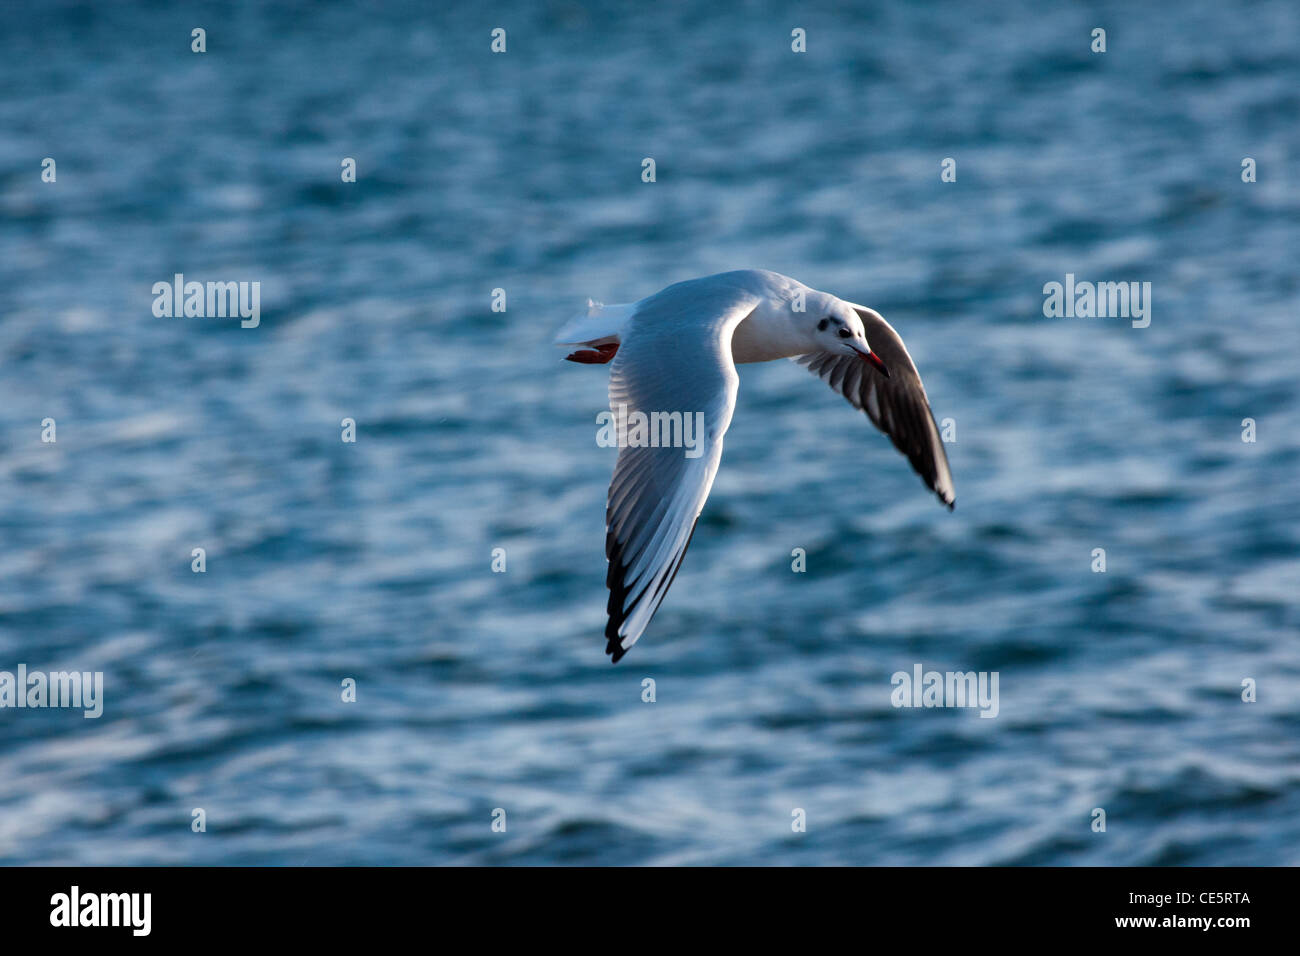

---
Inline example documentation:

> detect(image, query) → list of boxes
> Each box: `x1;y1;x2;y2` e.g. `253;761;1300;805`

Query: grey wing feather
602;281;759;661
795;305;955;509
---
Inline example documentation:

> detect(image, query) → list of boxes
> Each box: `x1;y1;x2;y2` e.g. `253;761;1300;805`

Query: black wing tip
604;538;634;663
601;509;702;665
604;613;629;662
922;471;955;511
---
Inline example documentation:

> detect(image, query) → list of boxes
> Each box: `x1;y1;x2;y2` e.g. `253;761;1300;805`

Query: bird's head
807;302;889;376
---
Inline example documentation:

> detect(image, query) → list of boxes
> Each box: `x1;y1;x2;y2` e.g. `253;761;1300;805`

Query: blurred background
0;0;1296;865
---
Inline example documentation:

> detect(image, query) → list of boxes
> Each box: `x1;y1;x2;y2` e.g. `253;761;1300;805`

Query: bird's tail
553;299;634;347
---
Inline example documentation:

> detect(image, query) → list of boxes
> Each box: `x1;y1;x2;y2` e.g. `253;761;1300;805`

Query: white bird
555;269;954;662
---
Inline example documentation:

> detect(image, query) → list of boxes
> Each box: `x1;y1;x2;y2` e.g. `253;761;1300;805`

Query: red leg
564;343;619;364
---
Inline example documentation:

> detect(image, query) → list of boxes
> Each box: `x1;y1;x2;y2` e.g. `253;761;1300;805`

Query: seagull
555;269;954;662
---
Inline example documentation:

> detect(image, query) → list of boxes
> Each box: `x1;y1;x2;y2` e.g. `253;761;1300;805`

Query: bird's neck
730;307;811;364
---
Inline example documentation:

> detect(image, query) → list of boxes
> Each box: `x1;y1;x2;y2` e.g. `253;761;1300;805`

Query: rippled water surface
0;0;1297;865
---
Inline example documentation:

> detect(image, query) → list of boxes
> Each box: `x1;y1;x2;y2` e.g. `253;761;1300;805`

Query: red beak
860;349;890;378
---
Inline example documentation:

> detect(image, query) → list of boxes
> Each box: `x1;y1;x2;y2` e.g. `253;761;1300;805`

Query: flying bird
556;270;954;662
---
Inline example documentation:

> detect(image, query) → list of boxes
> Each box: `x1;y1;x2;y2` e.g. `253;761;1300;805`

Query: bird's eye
837;328;852;338
817;318;829;331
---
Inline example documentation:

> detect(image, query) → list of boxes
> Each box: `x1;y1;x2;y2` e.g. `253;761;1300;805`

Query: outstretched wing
603;281;760;661
794;304;955;508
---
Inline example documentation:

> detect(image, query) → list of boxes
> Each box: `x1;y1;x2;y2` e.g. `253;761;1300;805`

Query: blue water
0;0;1297;865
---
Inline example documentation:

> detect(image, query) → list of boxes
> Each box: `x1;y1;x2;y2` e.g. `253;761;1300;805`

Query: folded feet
564;343;620;364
